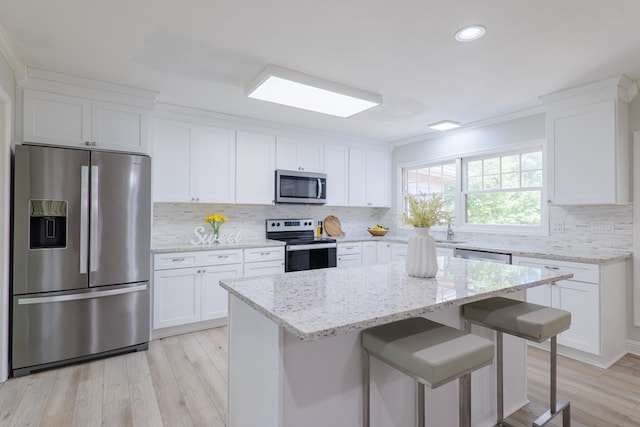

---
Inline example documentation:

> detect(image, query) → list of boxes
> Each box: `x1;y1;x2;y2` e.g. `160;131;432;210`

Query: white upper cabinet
276;137;324;172
542;76;633;205
348;148;390;207
23;88;150;153
324;144;349;206
153;119;235;203
236;131;277;205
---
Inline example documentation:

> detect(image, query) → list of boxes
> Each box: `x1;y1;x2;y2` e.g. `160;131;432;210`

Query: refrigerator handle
90;165;99;272
17;284;148;305
80;166;89;274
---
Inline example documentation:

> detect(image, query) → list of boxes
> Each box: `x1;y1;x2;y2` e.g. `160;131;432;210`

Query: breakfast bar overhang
220;257;573;427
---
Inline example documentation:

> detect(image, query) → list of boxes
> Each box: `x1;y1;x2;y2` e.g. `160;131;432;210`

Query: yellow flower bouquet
205;214;228;243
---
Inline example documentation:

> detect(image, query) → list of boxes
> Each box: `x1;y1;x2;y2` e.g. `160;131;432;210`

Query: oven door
285;243;337;272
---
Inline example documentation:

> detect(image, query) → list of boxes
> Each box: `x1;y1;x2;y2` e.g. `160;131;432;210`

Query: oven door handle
286;243;336;251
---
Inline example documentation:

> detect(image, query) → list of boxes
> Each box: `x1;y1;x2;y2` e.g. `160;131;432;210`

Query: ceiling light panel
246;65;382;118
428;120;461;131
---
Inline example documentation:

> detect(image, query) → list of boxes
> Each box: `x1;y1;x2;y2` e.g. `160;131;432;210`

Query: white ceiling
1;0;639;143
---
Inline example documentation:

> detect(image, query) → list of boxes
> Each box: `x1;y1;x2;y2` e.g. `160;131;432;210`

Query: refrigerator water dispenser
29;200;67;249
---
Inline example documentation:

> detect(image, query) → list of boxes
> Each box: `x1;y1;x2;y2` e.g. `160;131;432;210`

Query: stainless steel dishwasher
454;248;512;264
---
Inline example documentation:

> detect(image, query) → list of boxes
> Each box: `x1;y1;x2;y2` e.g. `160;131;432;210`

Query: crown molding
391;105;545;148
0;24;25;82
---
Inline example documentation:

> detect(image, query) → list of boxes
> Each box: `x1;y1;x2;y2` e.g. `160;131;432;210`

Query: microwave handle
317;178;323;199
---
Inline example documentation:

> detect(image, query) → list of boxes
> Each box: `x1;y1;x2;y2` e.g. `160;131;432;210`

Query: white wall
0;50;15;381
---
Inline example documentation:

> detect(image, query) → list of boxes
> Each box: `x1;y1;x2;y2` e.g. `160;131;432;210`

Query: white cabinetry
361;241;377;266
243;246;284;277
542;76;633;205
23;88;150;153
337;242;362;268
153;119;235;203
153;249;243;331
349;148;390;207
276;137;324;172
236;131;277;205
392;243;407;261
323;144;349;206
377;241;393;264
513;255;627;367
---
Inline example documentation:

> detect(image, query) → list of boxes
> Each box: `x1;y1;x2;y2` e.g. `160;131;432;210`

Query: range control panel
266;218;315;232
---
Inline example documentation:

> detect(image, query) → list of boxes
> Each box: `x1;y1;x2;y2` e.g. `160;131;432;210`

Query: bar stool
361;317;494;427
463;297;571;427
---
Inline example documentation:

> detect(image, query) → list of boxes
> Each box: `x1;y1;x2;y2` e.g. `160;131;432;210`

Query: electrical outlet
590;221;614;234
549;220;564;233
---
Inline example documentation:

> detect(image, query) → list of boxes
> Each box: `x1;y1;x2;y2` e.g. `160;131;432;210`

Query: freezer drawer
12;282;149;375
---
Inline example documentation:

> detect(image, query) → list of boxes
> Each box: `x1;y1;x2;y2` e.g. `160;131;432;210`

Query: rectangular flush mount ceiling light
246;64;382;118
428;120;461;131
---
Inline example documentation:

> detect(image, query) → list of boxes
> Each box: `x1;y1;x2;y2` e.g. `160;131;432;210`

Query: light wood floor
1;327;639;426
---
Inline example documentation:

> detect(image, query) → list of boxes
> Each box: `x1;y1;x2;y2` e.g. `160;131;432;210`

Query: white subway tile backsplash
154;203;633;252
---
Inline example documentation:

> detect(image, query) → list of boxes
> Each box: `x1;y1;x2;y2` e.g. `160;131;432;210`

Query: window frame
398;139;547;236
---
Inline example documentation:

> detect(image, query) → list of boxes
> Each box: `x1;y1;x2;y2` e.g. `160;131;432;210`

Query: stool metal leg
459;373;471;427
533;336;570;427
496;331;504;425
363;349;370;427
417;382;425;427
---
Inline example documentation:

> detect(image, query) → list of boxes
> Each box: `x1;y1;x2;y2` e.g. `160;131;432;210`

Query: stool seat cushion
463;297;571;342
362;317;494;387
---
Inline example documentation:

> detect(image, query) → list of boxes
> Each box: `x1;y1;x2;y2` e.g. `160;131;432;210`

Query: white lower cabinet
153;267;201;329
337;242;362;268
243;246;285;277
153;249;243;331
392;243;407;261
377;241;393;264
201;264;243;320
361;241;377;266
513;255;627;367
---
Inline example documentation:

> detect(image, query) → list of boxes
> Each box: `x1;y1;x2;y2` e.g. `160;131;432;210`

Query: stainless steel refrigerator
11;144;151;376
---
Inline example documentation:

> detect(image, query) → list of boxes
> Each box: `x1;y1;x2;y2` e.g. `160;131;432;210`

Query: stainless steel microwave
275;169;327;204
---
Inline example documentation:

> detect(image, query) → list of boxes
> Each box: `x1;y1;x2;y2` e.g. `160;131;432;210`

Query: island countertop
220;257;573;341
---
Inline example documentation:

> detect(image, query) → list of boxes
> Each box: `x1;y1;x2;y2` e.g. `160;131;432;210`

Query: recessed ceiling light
428;120;461;131
455;25;486;42
246;64;382;118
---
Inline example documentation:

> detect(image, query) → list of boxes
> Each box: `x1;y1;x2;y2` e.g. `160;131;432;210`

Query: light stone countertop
220;257;573;341
152;234;630;264
334;234;631;265
152;238;286;254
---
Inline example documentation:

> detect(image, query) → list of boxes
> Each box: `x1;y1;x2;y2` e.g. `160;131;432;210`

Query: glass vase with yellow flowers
205;214;228;244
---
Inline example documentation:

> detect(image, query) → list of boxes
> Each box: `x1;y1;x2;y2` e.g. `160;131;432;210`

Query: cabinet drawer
244;246;284;263
244;260;284;277
337;243;362;255
514;257;599;284
154;252;199;270
200;249;243;266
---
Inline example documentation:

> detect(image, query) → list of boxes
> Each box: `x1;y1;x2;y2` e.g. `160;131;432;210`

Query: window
401;143;544;232
404;162;456;215
464;150;543;226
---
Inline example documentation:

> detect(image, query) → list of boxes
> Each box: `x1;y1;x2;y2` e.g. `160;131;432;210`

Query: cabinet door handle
171;257;185;262
260;252;270;256
544;265;561;270
218;255;229;259
85;141;92;146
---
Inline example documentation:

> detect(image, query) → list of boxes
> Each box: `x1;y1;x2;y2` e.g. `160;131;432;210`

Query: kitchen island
220;257;573;427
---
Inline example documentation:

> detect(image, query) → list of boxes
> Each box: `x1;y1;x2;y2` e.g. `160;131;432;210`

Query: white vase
405;227;438;278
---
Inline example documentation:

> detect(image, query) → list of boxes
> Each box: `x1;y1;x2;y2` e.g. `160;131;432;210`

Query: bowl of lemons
367;225;389;236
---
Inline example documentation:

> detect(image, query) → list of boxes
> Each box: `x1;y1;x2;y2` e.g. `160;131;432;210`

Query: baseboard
626;338;640;356
151;317;227;339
